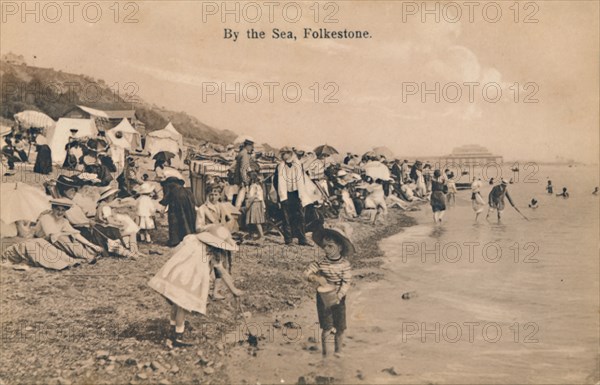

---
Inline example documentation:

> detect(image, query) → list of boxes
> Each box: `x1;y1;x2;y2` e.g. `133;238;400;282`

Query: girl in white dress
136;183;156;243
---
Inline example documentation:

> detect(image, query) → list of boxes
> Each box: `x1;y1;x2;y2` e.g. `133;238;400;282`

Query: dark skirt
34;145;52;175
430;191;446;212
316;293;346;331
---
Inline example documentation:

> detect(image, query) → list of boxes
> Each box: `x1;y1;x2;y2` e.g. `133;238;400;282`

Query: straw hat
312;227;355;257
98;187;119;202
196;225;239;251
501;179;508;185
279;146;293;154
137;183;155;195
56;175;82;190
50;198;73;208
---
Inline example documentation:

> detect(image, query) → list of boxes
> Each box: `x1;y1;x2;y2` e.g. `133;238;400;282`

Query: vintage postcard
1;1;598;384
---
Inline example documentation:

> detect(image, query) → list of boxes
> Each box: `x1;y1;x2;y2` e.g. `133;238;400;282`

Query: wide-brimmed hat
501;179;508;185
197;225;239;251
56;175;82;190
312;227;355;257
50;198;73;208
279;146;293;154
137;183;155;195
98;187;119;202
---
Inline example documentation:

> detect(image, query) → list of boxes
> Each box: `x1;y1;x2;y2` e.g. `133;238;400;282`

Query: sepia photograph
0;1;598;384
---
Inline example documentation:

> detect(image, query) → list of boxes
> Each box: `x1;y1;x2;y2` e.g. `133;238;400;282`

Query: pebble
136;373;148;380
95;350;110;359
159;380;171;385
170;365;180;374
151;361;166;372
56;377;72;385
203;367;215;375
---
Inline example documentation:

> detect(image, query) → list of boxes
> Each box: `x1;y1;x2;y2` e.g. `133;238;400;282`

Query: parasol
13;110;56;129
314;144;339;157
363;161;391;180
153;151;176;163
0;182;51;224
372;146;394;160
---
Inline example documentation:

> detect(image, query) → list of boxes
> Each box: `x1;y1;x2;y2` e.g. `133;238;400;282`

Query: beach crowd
2;119;597;354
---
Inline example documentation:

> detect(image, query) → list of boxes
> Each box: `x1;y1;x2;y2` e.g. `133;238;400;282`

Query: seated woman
96;187;142;259
56;175;122;257
2;198;103;270
82;154;113;187
117;157;142;198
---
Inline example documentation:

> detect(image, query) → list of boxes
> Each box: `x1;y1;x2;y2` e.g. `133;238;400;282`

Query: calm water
347;164;599;383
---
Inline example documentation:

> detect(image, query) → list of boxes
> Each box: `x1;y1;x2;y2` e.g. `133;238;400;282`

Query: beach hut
46;118;98;164
107;118;141;150
144;122;184;168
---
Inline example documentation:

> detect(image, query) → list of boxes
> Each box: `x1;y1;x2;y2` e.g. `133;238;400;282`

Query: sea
228;164;599;384
347;163;600;383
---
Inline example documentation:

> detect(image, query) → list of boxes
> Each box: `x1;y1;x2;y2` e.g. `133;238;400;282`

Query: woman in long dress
3;198;103;270
33;136;52;175
430;170;447;223
148;225;243;347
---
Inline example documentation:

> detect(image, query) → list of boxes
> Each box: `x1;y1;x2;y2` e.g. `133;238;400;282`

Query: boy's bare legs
334;331;344;355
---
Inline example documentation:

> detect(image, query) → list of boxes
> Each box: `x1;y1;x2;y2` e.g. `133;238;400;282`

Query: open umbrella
363;161;391;180
372;146;394;160
314;144;339;157
153;151;176;163
1;182;50;224
14;110;56;129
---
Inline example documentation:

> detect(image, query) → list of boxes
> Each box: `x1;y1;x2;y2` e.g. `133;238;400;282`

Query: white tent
145;122;184;168
47;118;98;164
108;119;141;149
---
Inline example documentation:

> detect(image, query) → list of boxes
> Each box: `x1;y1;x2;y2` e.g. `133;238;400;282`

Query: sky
1;1;599;163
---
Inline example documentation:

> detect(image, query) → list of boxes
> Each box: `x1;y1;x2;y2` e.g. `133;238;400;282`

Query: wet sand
226;180;600;385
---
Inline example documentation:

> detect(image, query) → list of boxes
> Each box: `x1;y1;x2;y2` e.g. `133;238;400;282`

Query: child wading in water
304;228;354;357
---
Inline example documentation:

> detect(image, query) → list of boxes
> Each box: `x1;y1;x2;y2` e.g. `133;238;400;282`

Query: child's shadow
119;318;172;345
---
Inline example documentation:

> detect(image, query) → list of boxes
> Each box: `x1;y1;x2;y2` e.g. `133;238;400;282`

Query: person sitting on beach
2;198;103;270
489;177;495;185
546;180;554;194
304;227;354;357
593;187;599;195
96;187;143;259
528;198;539;209
556;187;569;198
